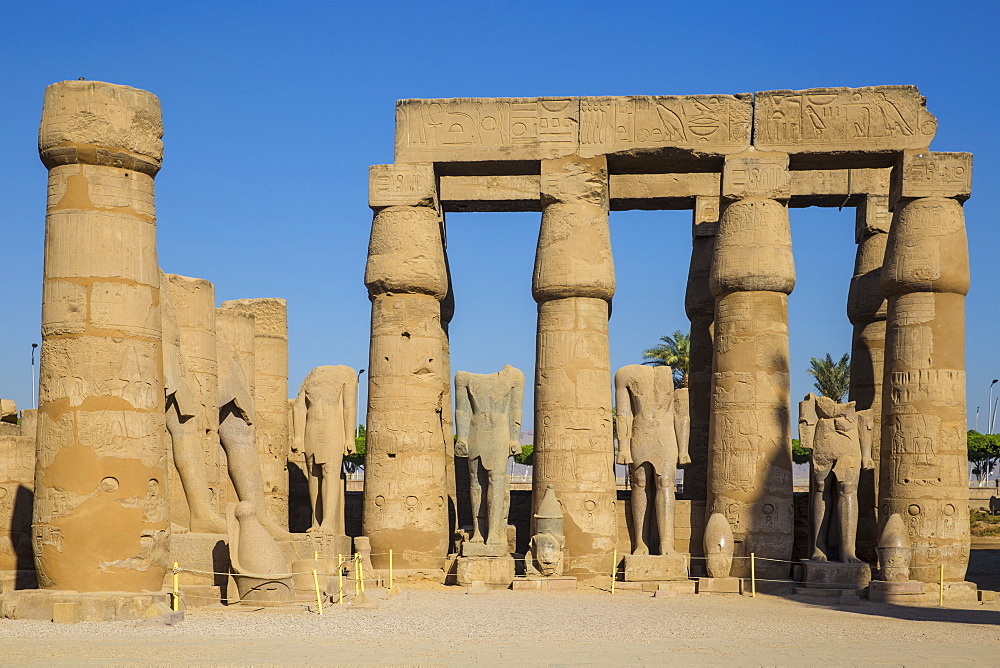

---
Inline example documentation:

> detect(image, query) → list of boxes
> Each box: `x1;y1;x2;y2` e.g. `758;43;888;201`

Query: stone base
868;580;924;604
1;588;172;622
461;542;510;557
455;555;515;588
800;559;872;589
169;533;229;607
640;580;697;594
623;554;688;582
301;532;352;563
697;577;743;594
511;576;577;591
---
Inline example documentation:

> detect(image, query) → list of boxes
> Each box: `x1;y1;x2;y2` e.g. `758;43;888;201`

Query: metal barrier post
172;562;180;611
389;549;393;589
750;553;756;598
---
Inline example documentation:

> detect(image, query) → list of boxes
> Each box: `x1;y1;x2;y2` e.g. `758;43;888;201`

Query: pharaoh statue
161;271;226;534
799;393;874;563
291;365;357;534
615;365;690;556
454;365;524;548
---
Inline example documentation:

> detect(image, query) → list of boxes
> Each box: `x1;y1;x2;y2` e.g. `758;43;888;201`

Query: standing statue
291;365;357;534
454;365;524;548
615;364;690;556
799;393;874;563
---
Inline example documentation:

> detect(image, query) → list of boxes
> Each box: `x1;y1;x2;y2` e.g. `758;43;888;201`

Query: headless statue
454;365;524;546
799;393;874;563
615;364;690;556
292;365;357;534
217;326;290;540
161;271;226;534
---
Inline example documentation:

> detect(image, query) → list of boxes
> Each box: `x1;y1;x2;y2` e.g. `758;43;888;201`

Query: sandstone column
707;150;795;578
363;164;450;570
880;151;972;583
532;156;617;578
682;196;719;502
847;195;891;562
34;80;168;591
221;298;289;529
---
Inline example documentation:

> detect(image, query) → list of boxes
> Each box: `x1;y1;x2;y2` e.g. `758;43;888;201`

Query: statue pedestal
623;554;689;582
800;559;872;589
461;542;509;557
304;532;352;561
1;589;173;622
696;576;743;594
169;532;229;607
868;580;925;603
455;555;515;588
512;576;577;591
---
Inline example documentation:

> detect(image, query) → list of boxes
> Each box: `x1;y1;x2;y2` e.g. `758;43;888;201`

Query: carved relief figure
799;392;874;563
292;365;357;534
615;364;691;555
454;365;524;547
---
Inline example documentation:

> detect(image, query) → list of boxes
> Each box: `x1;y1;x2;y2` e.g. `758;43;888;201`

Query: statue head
530;532;564;576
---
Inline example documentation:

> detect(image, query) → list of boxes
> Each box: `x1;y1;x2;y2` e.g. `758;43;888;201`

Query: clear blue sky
2;1;997;431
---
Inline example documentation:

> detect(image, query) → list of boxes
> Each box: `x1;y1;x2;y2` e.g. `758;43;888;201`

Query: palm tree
642;331;690;388
806;353;851;401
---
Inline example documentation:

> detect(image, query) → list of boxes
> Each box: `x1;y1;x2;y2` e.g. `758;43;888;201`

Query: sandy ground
1;550;998;666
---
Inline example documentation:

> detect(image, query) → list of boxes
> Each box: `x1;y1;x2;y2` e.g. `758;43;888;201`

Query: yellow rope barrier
610;548;616;595
389;549;393;589
172;562;180;612
337;555;344;604
354;554;360;597
750;553;756;598
939;563;945;606
312;569;323;615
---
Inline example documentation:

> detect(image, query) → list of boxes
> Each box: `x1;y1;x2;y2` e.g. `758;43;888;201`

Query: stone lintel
368;163;437;209
754;86;937;158
722;151;790;200
890;151;972;207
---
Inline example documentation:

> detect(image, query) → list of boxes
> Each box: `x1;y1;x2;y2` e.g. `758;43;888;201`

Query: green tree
344;424;366;472
791;438;812;465
514;443;534;466
967;430;1000;486
642;331;690;388
806;353;851;401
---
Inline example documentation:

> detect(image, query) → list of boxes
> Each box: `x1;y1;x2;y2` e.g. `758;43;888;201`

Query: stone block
800;560;872;589
722;151;790;200
754;86;936;156
0;400;16;422
868;580;925;604
396;97;580;163
978;590;996;603
455;555;515;588
890;151;972;205
141;610;184;627
369;163;437;209
697;577;742;594
2;589;172;622
511;576;577;591
461;542;509;558
52;602;80;624
658;579;697;594
623;554;689;582
653;588;676;599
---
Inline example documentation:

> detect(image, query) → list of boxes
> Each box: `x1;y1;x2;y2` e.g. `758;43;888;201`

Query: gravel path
1;585;998;666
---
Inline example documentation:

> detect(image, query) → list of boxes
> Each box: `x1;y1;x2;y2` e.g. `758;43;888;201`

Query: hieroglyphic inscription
891;151;972;203
368;163;437;208
755;86;937;152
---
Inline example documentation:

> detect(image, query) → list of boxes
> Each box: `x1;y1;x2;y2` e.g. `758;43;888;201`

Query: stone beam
436;168;891;212
754;86;936;167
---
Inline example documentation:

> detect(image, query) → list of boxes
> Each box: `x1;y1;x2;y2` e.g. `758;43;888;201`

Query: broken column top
393;86;935;166
39;80;163;175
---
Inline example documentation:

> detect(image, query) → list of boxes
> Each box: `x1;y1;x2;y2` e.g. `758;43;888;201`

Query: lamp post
30;343;38;410
990;379;999;434
356;368;366;438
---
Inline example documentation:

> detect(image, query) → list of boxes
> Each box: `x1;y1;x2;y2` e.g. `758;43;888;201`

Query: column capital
855;194;891;243
722;150;790;201
890;151;972;208
369;163;438;210
540;155;608;208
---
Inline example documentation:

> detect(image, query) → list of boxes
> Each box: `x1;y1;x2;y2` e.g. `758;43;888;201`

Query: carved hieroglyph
363;164;450;569
221;299;289;530
34;80;169;592
707;150;795;578
615;365;691;556
160;271;226;534
880;151;972;583
532;156;617;577
454;365;524;547
291;365;357;534
848;193;892;562
683;197;719;501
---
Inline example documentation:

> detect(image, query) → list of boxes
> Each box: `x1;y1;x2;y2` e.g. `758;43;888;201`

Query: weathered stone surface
696;576;742;594
890;151;972;205
533;156;616;578
227;501;293;606
2;589;172;622
754;86;936;156
880;170;970;583
0;436;34;574
455;555;515;587
368;163;436;209
363;193;450;570
703;512;734;578
722;150;790;200
623;554;688;582
221;299;290;530
34;80;168;593
800;559;872;589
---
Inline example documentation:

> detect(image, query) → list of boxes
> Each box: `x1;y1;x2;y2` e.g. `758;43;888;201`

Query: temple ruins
0;80;982;621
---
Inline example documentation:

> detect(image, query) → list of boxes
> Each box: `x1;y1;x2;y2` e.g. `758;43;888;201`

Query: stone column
220;298;289;529
166;275;224;519
847;195;891;563
532;156;617;578
363;164;450;570
707;150;795;578
682;196;719;502
34;80;168;592
880;151;972;583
